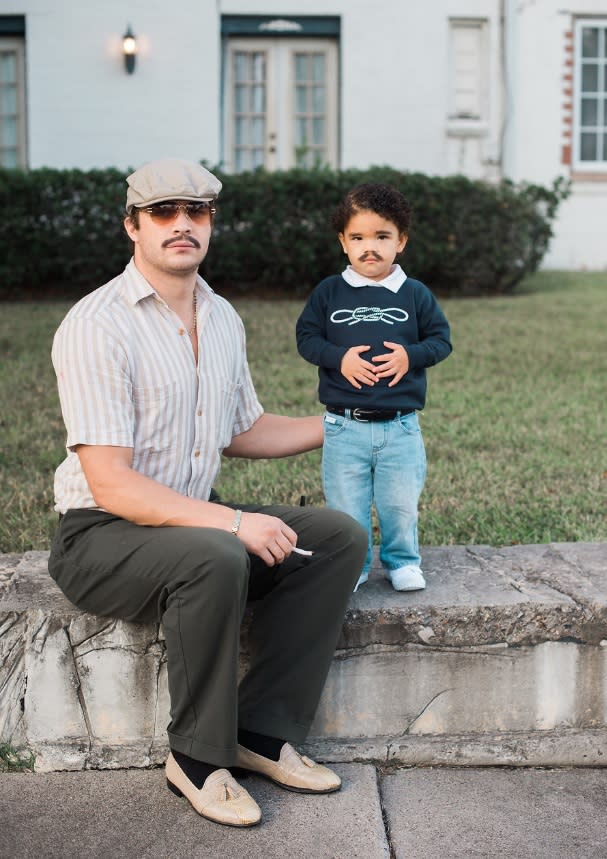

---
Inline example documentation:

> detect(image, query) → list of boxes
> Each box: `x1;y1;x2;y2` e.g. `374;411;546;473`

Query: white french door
223;37;338;172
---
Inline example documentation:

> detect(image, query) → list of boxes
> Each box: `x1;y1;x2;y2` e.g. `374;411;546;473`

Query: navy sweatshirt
296;275;452;411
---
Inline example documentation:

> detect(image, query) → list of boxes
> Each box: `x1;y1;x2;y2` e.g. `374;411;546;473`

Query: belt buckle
352;408;370;422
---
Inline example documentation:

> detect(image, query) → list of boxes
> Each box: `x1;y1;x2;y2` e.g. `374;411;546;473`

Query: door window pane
234;52;248;81
235;85;247;112
231;50;267;173
252;53;265;81
312;86;325;113
0;115;16;146
235;117;247;145
252;85;265;113
251;117;264;146
296;85;307;113
295;54;308;81
295;117;307;144
235;149;247;172
312;55;325;82
0;85;16;114
0;51;16;83
312;118;324;145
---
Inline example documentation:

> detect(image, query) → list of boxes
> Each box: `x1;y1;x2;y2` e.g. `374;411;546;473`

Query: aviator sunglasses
138;200;216;223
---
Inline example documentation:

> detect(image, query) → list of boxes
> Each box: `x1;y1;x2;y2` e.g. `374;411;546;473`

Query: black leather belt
326;407;414;422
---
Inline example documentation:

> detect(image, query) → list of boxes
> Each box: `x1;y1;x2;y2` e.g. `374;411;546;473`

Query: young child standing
296;183;452;592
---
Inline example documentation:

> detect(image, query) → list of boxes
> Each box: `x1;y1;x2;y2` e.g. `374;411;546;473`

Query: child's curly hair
331;183;412;235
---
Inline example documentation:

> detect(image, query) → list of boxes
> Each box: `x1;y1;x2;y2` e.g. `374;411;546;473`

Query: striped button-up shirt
52;259;263;513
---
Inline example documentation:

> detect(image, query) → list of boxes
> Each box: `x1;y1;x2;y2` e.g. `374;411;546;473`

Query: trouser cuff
168;731;238;768
238;713;311;745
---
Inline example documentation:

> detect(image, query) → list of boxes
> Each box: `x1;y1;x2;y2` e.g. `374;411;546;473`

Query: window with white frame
0;37;26;168
574;19;607;170
224;37;338;172
448;19;488;121
221;16;339;173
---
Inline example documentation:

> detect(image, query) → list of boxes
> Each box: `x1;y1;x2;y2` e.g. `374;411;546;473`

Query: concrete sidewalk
2;763;606;858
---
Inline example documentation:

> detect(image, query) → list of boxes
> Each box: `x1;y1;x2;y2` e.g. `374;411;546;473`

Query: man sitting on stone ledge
48;158;367;828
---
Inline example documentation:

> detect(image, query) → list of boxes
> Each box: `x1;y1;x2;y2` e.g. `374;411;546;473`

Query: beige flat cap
126;158;222;210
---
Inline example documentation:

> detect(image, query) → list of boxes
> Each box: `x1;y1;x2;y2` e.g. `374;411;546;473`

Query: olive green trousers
48;504;366;767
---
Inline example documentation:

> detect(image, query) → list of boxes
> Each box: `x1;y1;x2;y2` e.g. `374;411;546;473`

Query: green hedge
0;165;569;299
1;167;128;299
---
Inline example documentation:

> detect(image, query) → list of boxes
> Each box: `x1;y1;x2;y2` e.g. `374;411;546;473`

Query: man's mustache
162;234;201;249
359;252;382;261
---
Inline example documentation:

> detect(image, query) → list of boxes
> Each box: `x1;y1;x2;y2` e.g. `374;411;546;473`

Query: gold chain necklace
188;289;197;336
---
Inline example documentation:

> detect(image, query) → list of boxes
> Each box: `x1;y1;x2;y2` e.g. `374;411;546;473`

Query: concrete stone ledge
306;727;607;768
1;543;606;771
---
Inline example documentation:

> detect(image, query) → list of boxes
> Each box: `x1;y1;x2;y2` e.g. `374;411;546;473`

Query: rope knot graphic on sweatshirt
330;306;409;326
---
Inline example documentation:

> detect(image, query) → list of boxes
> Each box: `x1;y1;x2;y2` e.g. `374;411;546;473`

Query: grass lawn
1;270;605;554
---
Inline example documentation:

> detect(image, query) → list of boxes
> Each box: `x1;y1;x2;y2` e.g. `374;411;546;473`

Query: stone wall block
573;644;607;727
534;641;577;729
310;641;607;740
73;620;163;745
0;612;27;745
31;741;89;773
24;610;89;744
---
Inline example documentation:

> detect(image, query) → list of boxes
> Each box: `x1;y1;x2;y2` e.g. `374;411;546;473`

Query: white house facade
1;0;606;268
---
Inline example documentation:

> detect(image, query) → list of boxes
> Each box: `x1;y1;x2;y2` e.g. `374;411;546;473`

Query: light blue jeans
322;409;426;577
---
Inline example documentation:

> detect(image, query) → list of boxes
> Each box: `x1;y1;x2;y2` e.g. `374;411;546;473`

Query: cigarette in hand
291;546;314;556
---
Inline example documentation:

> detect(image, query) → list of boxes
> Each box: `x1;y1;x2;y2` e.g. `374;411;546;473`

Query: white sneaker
386;565;426;592
353;570;369;592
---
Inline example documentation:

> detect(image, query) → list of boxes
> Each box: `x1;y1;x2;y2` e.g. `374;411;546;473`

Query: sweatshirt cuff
405;344;426;370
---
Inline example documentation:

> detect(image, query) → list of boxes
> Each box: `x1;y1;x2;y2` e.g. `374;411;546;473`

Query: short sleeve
52;316;134;450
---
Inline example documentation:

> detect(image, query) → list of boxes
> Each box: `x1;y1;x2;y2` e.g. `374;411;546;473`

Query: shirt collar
121;257;216;306
341;263;407;293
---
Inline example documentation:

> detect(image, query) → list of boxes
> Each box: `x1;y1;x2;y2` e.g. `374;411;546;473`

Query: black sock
172;750;220;788
238;729;285;762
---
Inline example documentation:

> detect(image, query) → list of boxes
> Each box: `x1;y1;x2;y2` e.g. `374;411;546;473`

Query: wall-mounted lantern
122;26;137;74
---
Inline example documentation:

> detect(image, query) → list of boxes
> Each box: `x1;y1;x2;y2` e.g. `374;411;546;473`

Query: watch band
231;509;243;536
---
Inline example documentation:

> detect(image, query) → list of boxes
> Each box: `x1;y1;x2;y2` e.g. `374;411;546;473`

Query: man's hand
372;341;410;387
340;345;378;389
238;512;298;566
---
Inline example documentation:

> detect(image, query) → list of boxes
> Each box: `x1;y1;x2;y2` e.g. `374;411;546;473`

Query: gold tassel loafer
165;752;261;827
237;742;341;794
